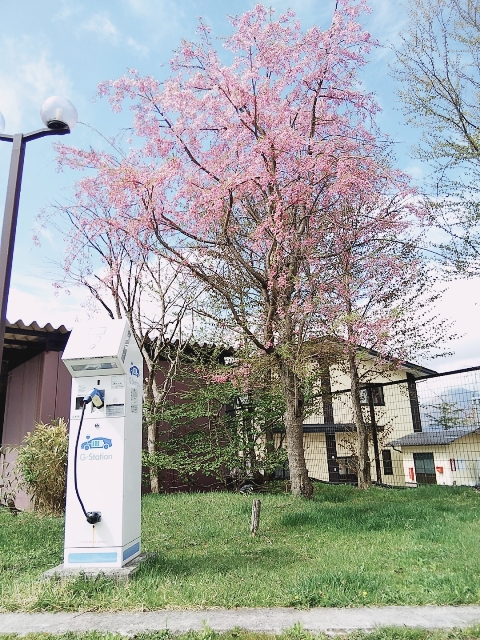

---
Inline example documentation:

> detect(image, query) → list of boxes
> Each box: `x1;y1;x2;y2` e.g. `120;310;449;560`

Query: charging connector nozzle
84;388;104;409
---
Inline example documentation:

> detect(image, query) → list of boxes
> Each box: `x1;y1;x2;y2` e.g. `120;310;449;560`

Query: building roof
1;319;437;377
362;346;437;378
401;360;438;377
389;426;480;447
7;318;69;338
4;319;70;370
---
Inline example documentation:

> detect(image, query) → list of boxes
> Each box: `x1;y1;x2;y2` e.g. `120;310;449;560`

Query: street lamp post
0;96;77;361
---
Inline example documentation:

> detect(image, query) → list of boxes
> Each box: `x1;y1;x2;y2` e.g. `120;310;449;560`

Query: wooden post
367;386;382;484
251;499;261;536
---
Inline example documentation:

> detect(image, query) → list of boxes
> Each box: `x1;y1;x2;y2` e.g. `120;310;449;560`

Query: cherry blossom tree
54;1;436;496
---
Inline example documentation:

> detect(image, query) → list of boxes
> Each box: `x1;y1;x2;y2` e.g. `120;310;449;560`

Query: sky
0;0;479;372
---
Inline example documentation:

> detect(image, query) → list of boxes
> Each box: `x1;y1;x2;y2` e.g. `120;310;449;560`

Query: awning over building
390;426;480;447
303;423;356;433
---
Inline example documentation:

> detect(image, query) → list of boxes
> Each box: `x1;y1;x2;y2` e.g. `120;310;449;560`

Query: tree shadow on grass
279;502;451;533
135;544;288;580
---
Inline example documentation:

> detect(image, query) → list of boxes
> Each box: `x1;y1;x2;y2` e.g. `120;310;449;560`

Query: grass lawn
2;627;480;640
0;484;479;611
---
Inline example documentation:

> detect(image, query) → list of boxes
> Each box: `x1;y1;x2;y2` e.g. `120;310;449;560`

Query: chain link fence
294;366;480;487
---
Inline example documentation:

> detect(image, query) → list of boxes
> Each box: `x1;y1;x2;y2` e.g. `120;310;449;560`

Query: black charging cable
73;396;102;525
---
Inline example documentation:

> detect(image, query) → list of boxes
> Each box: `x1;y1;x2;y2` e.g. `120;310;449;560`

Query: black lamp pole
0;126;70;361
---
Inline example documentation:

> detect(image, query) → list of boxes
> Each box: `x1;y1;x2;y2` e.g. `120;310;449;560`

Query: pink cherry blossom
52;1;441;496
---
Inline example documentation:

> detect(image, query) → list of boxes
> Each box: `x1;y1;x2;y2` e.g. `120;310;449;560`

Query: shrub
16;418;68;514
155;379;287;489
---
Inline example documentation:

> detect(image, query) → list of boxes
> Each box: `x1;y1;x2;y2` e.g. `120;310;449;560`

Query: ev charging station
61;319;143;569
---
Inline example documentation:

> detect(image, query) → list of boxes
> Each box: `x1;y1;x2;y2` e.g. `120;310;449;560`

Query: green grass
2;627;480;640
0;484;479;611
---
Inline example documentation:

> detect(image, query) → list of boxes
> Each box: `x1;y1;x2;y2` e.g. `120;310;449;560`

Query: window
382;449;393;475
337;456;356;476
360;386;385;406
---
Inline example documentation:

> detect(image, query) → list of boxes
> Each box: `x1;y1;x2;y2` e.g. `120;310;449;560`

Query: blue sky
0;0;478;371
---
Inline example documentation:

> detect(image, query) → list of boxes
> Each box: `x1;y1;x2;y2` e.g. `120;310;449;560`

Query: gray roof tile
389;426;480;447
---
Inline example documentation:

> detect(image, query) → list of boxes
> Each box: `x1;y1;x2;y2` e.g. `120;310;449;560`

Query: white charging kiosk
62;319;143;568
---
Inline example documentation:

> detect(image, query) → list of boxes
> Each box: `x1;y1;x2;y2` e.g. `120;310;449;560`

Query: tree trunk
280;363;313;498
348;353;371;489
243;393;258;473
264;425;274;455
263;368;275;481
145;377;160;494
263;423;275;481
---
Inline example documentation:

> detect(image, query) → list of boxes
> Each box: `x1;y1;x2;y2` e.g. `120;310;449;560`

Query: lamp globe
40;96;78;130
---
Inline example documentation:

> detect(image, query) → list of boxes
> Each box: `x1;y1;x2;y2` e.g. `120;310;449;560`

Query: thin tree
424;398;467;430
43;197;202;493
392;0;480;273
320;178;453;487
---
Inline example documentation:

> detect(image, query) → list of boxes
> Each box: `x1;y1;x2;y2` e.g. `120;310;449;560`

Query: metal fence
298;366;480;488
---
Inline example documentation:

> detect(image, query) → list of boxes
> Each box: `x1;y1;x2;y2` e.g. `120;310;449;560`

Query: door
325;433;358;483
413;452;437;485
325;433;340;482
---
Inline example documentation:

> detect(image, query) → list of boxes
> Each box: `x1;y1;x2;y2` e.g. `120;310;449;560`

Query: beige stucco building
390;427;480;487
296;358;439;486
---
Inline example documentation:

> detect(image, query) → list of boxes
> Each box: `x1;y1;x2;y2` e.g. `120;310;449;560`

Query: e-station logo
129;363;141;387
79;435;113;461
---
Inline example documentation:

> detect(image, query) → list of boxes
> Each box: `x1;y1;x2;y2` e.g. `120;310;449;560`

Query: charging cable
73;388;104;525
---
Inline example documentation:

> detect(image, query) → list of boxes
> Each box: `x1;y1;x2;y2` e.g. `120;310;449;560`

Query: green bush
152;380;287;488
16;418;68;514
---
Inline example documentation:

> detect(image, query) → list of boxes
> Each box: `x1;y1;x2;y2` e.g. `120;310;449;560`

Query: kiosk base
63;537;141;569
42;553;148;582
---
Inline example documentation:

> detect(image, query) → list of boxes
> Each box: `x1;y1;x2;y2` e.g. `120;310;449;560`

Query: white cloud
83;13;119;42
22;53;72;104
368;0;408;49
0;37;72;133
126;36;148;56
7;278;94;330
36;226;55;246
421;277;480;372
122;0;186;41
52;1;85;22
81;11;149;55
405;164;425;182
